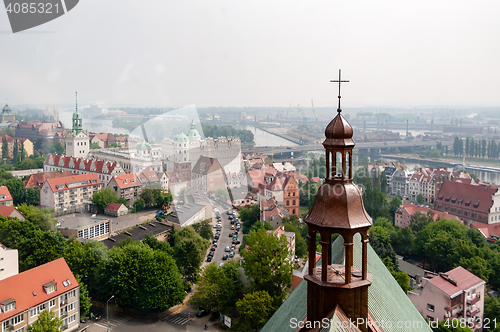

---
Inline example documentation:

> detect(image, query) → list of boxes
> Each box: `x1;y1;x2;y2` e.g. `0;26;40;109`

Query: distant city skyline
1;1;500;108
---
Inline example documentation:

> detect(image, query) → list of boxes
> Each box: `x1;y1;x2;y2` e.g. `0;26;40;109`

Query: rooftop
101;221;171;249
429;266;485;297
56;213;110;231
0;258;78;321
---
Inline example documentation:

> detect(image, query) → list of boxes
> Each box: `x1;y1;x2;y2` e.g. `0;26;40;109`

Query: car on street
228;215;233;220
208;252;214;257
227;210;232;215
231;225;235;230
207;256;212;262
229;252;235;258
232;240;241;245
225;246;230;252
210;246;216;251
230;220;234;224
218;263;224;267
215;235;220;240
213;243;218;247
196;309;210;318
229;233;233;237
231;244;236;250
222;255;228;260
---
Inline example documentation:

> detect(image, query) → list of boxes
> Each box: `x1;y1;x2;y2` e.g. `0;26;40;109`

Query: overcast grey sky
1;0;499;108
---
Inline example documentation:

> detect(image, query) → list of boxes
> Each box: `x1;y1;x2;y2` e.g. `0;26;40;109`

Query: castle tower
304;71;372;331
65;92;89;158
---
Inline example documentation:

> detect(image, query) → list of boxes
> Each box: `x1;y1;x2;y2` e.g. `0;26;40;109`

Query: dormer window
1;299;16;312
43;281;57;294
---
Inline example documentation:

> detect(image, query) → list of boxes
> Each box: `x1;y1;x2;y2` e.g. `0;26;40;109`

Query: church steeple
303;71;372;331
72;91;83;133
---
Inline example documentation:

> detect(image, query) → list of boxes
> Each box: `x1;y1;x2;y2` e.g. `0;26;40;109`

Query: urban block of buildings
0;258;80;332
408;266;485;325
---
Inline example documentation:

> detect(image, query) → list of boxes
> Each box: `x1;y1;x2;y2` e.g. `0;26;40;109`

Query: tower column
362;233;368;280
320;233;329;282
308;230;316;275
344;233;354;284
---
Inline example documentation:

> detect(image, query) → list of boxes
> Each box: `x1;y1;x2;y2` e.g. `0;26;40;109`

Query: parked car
227;210;232;215
231;225;235;230
222;254;228;260
207;256;212;262
196;309;210;318
215;235;219;240
208;252;214;257
229;252;235;258
229;233;233;237
225;246;230;252
228;215;233;220
210;246;216;251
219;263;224;267
231;244;236;250
234;240;241;245
213;242;218;247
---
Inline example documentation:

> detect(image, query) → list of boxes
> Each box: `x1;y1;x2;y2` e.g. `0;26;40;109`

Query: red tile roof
435;181;498;214
46;173;102;192
23;171;74;189
166;172;187;183
396;203;461;222
44;154;119;175
138;169;159;183
0;206;24;219
112;173;141;189
429;266;485;297
0;258;79;321
105;202;124;212
0;186;12;203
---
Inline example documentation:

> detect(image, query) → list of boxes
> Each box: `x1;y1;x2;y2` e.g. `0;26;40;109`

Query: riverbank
252;124;303;145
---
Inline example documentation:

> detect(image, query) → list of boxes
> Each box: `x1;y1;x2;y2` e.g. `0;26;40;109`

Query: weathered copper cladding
305;110;372;229
303;95;373;331
323;111;355;148
305;180;372;229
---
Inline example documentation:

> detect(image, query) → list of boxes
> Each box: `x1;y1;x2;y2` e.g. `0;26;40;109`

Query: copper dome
305;181;372;229
323;111;355;148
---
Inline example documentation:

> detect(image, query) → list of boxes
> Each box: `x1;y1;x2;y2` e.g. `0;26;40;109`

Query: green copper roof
187;120;201;138
261;234;432;332
2;104;13;115
136;140;151;150
175;131;189;142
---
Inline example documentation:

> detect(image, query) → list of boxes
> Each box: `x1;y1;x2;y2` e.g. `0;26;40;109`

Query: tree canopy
241;228;292;303
94;241;184;311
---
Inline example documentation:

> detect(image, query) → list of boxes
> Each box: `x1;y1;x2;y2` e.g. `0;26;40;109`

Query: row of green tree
452;137;500;159
91;187;173;212
201;123;254;144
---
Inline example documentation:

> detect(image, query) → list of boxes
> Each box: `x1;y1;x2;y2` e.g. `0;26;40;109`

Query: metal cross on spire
75;91;78;111
330;69;349;112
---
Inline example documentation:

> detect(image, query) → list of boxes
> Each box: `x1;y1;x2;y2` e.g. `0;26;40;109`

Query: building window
286;200;289;206
293;192;295;196
13;313;24;324
427;304;434;312
49;299;56;308
292;200;295;205
30;307;37;317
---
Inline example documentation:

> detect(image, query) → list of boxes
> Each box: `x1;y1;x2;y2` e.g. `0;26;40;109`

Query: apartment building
0;186;13;207
0;258;80;332
107;173;142;205
41;173;103;215
395;202;461;228
408;267;485;330
0;243;18;281
434;181;500;226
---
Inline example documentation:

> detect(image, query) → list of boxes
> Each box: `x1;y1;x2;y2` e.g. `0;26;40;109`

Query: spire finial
75;91;78;111
330;69;349;112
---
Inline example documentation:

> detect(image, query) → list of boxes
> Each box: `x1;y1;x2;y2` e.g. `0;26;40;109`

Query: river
60;111;297;147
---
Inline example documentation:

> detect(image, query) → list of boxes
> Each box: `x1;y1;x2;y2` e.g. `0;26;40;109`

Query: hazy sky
1;0;500;108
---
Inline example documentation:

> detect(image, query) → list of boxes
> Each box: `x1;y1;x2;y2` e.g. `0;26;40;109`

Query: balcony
467;294;480;305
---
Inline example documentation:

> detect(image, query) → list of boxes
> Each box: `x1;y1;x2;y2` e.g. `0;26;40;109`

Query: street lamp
107;295;114;331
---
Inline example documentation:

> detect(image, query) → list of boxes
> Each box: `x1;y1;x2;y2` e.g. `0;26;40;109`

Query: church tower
65;92;89;158
304;71;372;331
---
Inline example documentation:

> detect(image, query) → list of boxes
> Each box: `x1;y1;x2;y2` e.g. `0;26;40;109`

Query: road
204;199;242;266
